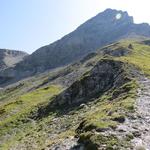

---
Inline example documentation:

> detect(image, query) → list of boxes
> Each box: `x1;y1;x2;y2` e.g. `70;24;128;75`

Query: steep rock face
45;59;130;111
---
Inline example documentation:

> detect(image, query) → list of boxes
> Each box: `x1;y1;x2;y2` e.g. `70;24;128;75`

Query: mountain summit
82;8;134;26
1;8;150;85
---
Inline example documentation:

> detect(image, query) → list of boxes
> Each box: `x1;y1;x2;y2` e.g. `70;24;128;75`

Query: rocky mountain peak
100;8;133;23
79;8;134;31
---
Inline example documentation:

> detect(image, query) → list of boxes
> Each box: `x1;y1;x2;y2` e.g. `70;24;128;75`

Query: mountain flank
1;9;150;86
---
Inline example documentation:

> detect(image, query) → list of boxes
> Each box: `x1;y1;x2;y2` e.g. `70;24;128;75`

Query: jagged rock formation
48;59;130;109
1;9;150;86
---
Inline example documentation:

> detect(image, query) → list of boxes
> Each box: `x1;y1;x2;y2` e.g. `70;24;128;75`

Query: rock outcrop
42;59;131;114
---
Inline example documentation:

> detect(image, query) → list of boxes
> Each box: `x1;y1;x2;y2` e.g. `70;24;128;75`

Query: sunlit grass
115;40;150;76
0;85;62;135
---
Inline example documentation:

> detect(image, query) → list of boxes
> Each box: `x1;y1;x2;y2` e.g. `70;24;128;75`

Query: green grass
99;39;150;76
0;85;62;125
78;132;119;150
0;84;63;149
114;40;150;76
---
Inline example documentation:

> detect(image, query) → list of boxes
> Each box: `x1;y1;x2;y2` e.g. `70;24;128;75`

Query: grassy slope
98;39;150;76
0;39;149;149
115;40;150;76
0;85;62;149
0;53;97;149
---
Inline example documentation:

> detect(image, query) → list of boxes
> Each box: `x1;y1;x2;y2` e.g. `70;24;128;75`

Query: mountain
1;8;150;86
0;49;28;85
0;39;150;149
0;49;28;70
0;8;150;150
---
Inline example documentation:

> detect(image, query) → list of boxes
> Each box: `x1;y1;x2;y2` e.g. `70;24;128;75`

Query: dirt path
115;77;150;150
132;77;150;149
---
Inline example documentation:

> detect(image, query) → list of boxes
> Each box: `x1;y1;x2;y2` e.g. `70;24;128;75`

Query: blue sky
0;0;150;53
